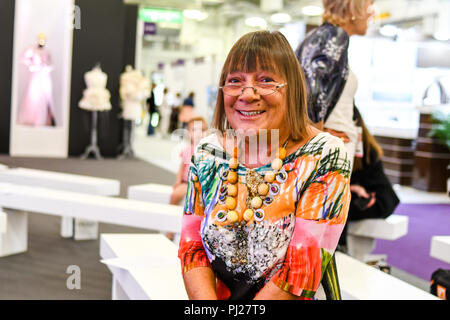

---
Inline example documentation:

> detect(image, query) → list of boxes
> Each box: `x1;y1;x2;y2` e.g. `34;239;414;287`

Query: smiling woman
178;31;352;300
213;31;309;143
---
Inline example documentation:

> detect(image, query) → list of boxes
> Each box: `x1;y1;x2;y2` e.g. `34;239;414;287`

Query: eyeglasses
219;83;287;97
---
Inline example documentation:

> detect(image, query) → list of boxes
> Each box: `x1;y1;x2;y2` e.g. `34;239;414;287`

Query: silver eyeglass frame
219;83;287;96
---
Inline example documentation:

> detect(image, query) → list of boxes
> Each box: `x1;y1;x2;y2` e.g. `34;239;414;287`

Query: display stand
80;111;103;160
117;119;135;159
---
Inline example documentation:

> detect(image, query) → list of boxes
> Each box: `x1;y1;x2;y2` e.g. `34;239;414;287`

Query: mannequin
119;65;150;120
79;64;112;160
17;32;56;126
79;64;112;112
118;65;150;158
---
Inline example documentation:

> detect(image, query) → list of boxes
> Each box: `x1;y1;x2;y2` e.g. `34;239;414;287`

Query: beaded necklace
218;138;289;224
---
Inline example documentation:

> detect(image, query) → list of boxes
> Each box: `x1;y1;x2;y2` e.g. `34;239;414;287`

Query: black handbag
430;269;450;300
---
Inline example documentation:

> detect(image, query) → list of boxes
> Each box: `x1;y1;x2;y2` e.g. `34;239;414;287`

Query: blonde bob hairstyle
212;31;309;141
322;0;372;26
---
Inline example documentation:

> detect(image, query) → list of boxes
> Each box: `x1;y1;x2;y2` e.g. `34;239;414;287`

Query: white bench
127;183;183;244
100;233;187;300
346;215;409;262
127;183;173;204
0;167;120;240
335;251;439;300
98;233;438;300
0;210;6;234
0;182;183;257
430;236;450;264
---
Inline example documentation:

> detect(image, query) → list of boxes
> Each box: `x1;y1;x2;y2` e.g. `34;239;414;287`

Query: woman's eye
260;77;275;83
227;78;241;84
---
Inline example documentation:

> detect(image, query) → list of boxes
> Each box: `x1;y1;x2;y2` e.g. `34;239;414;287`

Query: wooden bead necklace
221;138;289;224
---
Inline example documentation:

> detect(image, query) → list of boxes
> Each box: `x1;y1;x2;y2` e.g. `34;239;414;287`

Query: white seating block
348;215;409;240
430;236;450;264
100;233;187;300
0;208;27;257
127;183;173;204
335;251;439;300
0;210;7;234
346;215;409;262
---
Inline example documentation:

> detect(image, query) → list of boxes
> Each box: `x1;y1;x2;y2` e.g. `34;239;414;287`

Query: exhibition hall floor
0;124;448;299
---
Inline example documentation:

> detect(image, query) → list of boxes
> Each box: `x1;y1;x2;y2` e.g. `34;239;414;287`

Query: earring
351;16;356;21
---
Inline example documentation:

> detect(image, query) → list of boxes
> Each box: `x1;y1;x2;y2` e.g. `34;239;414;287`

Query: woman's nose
238;86;260;100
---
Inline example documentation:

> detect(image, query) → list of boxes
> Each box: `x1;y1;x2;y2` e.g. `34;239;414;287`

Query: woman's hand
351;184;376;209
324;128;350;143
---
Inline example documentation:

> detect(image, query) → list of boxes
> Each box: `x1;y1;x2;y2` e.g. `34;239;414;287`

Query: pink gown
17;46;56;126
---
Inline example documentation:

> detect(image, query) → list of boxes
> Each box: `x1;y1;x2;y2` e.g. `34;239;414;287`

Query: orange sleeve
271;142;350;298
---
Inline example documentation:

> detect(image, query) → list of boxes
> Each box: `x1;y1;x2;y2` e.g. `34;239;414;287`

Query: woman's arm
269;137;351;299
254;281;299;300
178;161;217;299
183;267;218;300
173;161;186;188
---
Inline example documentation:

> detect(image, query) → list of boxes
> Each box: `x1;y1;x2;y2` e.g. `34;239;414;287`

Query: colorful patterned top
178;132;351;300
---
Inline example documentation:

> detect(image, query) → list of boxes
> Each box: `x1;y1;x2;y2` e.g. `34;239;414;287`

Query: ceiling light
379;24;398;37
245;17;268;29
183;9;208;21
301;5;323;16
270;13;291;24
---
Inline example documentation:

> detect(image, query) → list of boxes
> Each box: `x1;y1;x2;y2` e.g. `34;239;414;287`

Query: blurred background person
169;92;182;134
338;107;400;250
158;87;171;138
296;0;375;168
146;83;158;136
178;91;196;128
167;116;208;241
170;116;208;206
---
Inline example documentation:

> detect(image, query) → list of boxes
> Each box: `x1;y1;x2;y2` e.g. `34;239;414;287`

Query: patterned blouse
178;132;351;300
296;23;350;123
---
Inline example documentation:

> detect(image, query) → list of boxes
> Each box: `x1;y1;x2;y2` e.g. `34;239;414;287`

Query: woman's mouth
237;110;266;117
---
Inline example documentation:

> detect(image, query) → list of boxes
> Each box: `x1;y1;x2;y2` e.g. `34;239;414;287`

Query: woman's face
223;69;288;139
352;0;375;35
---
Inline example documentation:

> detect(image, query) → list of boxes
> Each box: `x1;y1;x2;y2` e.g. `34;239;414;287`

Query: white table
0;167;120;240
100;233;187;300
